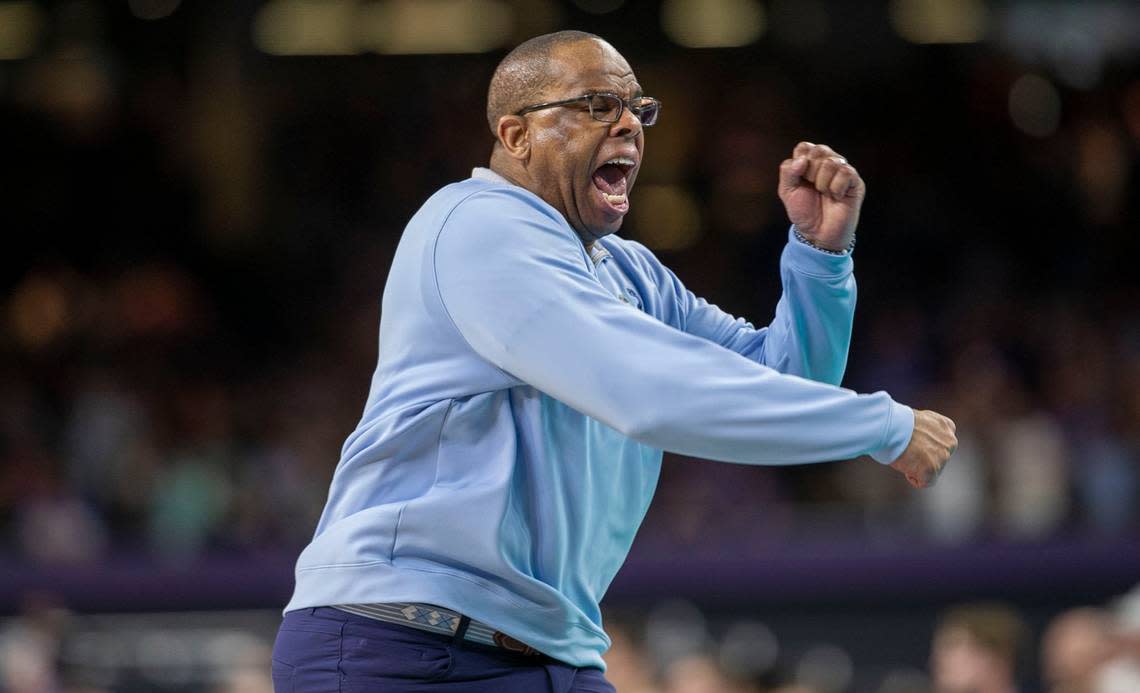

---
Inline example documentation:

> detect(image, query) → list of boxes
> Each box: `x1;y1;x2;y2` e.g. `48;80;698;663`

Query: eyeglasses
515;92;661;127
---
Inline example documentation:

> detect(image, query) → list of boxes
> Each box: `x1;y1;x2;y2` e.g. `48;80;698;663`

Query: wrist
870;401;915;465
793;226;855;255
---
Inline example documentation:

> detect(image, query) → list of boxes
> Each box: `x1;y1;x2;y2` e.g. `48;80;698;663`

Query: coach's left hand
778;142;865;252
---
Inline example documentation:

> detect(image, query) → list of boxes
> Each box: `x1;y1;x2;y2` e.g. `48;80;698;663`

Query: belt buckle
492;631;541;656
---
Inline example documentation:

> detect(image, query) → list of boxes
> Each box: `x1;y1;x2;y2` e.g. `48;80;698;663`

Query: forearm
759;226;856;384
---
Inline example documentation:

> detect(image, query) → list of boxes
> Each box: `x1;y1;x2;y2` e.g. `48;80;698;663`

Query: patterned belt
334;603;542;656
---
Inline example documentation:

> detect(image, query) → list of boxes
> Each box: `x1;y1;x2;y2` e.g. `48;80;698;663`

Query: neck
489;147;528;190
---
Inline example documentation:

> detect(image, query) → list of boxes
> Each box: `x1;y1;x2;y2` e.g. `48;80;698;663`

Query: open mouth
591;157;636;215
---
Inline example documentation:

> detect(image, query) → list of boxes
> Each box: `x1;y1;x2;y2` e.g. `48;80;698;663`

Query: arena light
890;0;988;44
661;0;765;49
254;0;513;56
0;1;45;60
253;0;358;56
1000;3;1140;90
357;0;513;55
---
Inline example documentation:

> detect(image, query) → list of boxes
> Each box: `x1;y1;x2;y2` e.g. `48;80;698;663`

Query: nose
610;104;642;138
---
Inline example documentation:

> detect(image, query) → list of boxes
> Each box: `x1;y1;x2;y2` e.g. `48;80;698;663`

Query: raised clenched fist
777;142;866;252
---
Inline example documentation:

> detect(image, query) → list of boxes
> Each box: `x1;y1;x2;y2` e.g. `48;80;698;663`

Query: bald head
486;30;603;134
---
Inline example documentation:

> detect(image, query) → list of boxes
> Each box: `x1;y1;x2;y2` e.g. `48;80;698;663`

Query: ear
496;115;530;161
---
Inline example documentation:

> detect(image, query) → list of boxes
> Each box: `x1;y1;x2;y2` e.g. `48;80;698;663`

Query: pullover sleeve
623;228;854;386
434;188;912;465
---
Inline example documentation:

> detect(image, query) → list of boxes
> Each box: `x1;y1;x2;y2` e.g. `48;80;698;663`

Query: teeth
603;193;627;204
604;157;635;167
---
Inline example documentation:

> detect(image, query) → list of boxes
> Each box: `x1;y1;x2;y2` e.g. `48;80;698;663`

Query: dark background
1;1;1139;691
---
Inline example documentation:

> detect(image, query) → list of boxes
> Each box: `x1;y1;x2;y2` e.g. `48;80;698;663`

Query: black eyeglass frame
515;92;661;127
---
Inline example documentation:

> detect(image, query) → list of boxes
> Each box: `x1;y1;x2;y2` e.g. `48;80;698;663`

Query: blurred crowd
601;585;1140;693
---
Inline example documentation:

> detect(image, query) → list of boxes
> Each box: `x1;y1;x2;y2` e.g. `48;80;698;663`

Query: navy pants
271;607;616;692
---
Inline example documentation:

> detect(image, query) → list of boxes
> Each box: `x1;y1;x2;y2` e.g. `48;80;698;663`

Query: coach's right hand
889;410;957;488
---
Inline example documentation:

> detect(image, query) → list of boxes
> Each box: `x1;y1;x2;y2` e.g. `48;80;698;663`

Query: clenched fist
890;410;958;488
778;142;865;252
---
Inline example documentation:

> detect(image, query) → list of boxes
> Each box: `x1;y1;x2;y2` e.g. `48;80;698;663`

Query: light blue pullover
284;168;914;669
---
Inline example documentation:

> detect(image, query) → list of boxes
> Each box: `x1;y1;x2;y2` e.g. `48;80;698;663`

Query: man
930;602;1028;693
271;31;957;692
